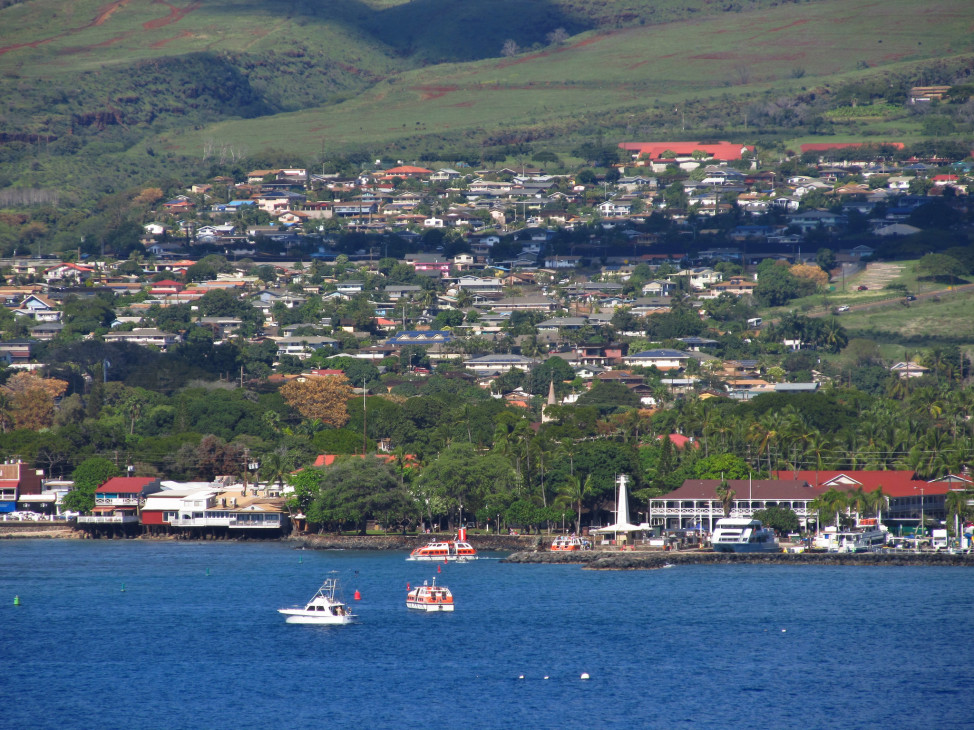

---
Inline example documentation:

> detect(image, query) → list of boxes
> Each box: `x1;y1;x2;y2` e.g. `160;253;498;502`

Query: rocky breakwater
503;550;974;570
290;533;535;552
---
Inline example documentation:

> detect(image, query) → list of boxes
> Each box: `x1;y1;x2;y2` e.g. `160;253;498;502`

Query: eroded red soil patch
765;18;811;33
150;30;192;48
414;85;458;101
93;0;131;26
143;1;202;31
0;0;131;55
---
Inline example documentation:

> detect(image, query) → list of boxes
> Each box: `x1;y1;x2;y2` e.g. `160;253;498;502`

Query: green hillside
155;0;974;158
0;0;972;194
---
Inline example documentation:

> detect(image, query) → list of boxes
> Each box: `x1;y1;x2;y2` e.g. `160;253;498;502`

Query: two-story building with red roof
774;470;952;526
77;477;163;530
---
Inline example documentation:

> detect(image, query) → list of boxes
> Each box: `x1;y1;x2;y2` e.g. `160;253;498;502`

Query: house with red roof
382;165;433;179
76;477;163;530
43;262;94;284
619;142;753;162
312;454;419;468
656;433;699;450
149;279;185;296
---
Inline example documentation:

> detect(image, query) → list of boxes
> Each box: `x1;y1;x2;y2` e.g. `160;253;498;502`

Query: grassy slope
143;0;974;158
0;0;971;189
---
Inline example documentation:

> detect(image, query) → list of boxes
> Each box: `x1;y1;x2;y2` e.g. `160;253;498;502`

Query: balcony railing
229;517;282;528
77;515;139;524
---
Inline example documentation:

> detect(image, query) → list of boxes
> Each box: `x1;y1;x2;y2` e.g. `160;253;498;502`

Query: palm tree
867;487;888;527
715;480;736;518
558;473;594;533
945;490;973;540
811;488;848;531
260;447;294;491
455;288;473;310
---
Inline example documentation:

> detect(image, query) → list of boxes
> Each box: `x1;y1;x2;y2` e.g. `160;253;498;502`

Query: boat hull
278;609;355;625
406;555;476;562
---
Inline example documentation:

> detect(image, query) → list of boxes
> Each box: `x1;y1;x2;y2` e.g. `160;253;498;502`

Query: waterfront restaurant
648;479;821;532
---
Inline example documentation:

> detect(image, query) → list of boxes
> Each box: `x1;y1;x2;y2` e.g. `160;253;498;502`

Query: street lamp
915;485;925;551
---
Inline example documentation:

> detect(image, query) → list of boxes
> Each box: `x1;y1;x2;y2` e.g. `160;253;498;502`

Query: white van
746;317;762;328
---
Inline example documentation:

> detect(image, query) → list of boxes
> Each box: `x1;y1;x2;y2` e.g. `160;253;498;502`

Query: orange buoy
353;589;361;601
407;582;410;590
437;564;441;573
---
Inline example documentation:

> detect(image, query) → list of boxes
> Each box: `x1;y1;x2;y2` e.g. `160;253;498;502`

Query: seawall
503;550;974;570
0;522;75;539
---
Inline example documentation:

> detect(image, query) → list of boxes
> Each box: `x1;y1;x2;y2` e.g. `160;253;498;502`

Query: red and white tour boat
406;578;455;612
407;528;478;561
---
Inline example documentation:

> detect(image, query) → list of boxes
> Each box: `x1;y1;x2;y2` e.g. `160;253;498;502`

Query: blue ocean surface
1;540;973;729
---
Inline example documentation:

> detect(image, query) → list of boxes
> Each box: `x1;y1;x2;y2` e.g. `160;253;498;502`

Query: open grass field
839;286;974;344
130;0;974;158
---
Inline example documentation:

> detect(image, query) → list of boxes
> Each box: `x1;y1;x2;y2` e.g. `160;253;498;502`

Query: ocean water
1;540;973;729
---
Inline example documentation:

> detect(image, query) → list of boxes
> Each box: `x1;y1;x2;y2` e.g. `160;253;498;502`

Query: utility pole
243;448;249;494
362;385;368;456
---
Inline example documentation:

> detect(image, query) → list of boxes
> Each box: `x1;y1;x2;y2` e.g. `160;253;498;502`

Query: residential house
77;477;163;525
275;336;339;360
386;330;454;348
455;275;503;294
669;268;721;290
491;296;558;312
890;361;929;379
29;321;64;341
0;339;36;365
463;354;541;373
641;280;676;297
43;262;94;284
623;349;690;370
0;461;44;515
14;294;61;322
405;254;452;275
385;284;424;301
103;328;181;351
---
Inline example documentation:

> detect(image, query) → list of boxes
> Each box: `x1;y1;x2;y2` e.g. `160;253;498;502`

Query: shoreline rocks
289;533;535;551
503;550;974;569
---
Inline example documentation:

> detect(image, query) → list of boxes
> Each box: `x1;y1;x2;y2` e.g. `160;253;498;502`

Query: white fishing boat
712;518;780;553
406;578;454;612
551;535;591;552
815;527;887;553
278;578;356;624
407;540;478;561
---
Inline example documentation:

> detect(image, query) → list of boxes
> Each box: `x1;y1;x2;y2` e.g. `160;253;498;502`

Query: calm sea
1;540;973;729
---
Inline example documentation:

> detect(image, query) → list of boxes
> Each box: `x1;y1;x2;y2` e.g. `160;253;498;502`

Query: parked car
856;285;868;291
836;305;850;313
905;294;917;301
